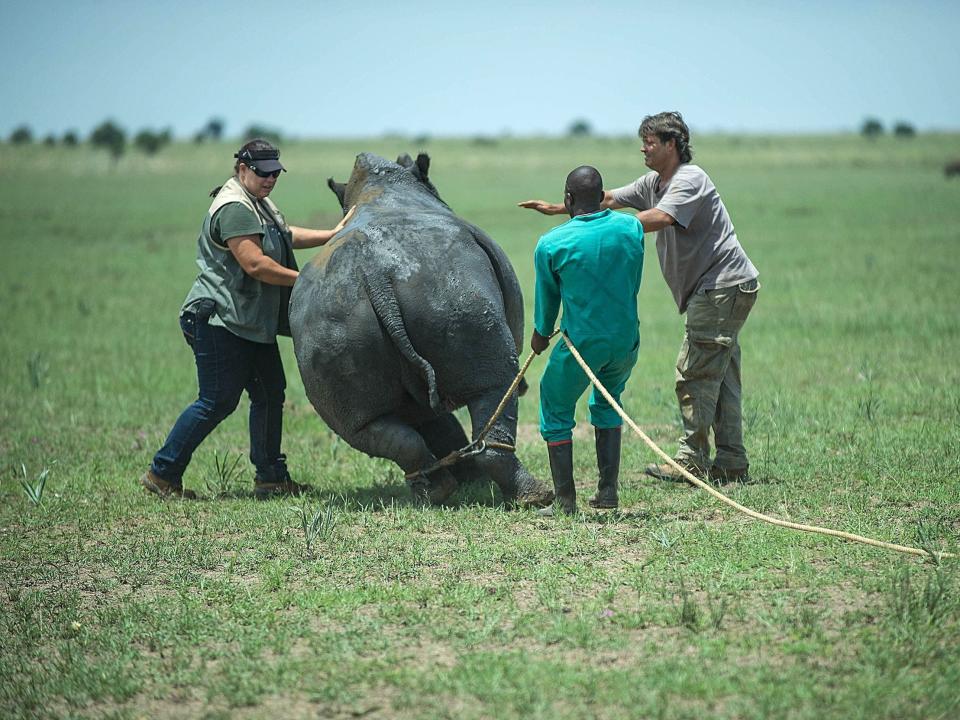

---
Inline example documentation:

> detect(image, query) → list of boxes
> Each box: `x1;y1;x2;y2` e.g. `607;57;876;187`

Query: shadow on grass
279;476;515;512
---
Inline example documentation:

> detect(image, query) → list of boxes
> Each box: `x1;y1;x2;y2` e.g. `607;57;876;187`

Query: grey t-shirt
611;164;757;313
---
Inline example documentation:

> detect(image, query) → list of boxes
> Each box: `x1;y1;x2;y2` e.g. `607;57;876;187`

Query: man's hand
518;200;563;216
531;330;551;355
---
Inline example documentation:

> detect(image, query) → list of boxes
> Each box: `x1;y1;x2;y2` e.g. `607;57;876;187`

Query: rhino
289;152;554;508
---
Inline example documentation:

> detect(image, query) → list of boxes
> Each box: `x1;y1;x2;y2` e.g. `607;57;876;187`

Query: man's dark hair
564;165;604;214
639;111;693;163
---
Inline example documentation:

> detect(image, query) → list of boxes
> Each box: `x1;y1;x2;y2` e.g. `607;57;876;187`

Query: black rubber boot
537;441;576;516
589;427;621;509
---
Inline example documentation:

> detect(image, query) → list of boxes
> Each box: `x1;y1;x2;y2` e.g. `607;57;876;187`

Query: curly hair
638;111;693;163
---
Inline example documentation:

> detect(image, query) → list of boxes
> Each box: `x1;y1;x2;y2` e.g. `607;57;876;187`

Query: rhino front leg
466;393;554;509
348;415;457;506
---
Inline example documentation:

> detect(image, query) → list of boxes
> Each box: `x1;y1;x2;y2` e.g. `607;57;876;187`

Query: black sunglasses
248;165;282;179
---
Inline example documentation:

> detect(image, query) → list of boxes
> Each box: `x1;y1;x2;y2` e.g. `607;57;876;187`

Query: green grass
2;134;959;719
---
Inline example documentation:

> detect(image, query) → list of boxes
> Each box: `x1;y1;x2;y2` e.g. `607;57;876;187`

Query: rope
407;334;557;481
558;333;955;562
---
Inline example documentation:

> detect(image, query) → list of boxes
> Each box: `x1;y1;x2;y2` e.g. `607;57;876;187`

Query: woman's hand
290;206;358;250
332;205;357;234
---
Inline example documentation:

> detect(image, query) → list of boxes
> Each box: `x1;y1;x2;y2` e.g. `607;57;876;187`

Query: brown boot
140;470;197;500
254;478;308;500
254;456;309;500
643;460;705;484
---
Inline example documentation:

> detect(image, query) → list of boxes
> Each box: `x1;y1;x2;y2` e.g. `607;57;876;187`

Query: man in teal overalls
531;166;645;514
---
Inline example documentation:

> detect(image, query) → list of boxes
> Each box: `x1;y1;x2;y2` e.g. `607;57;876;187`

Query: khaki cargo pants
675;279;759;471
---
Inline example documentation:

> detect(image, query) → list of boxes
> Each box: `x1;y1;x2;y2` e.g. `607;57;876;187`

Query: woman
141;139;354;499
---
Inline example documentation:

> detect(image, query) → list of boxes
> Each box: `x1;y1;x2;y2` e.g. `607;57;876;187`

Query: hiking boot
254;478;308;500
710;465;750;484
254;455;309;500
643;460;705;484
589;427;621;509
140;470;197;500
537;441;577;516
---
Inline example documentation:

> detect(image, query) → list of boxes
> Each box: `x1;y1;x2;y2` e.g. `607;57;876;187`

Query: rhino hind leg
417;413;490;490
465;393;554;509
348;415;457;506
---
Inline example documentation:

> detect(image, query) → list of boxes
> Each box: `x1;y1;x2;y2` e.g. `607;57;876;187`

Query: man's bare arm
518;190;627;216
635;208;676;233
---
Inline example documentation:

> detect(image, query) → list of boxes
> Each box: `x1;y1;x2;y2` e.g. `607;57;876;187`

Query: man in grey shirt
520;111;759;483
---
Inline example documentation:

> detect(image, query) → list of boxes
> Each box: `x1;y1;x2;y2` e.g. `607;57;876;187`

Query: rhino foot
513;467;555;509
516;485;555;509
429;472;458;506
492;475;554;510
406;470;458;507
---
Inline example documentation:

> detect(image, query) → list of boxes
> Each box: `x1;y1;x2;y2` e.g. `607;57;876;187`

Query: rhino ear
396;153;414;169
327;178;347;210
415;153;431;181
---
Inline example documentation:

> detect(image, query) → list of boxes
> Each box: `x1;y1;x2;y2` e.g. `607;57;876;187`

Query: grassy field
2;133;959;719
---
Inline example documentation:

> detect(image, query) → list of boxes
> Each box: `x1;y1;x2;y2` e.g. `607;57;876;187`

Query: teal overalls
534;209;645;442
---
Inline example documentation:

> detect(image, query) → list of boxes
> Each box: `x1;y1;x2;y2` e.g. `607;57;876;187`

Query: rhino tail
362;271;443;412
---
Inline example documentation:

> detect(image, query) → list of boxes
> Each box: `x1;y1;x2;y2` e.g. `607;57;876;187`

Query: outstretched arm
290;206;356;249
635;208;676;233
517;199;565;215
518;191;627;216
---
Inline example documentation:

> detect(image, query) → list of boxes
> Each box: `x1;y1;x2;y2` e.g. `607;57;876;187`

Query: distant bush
194;117;225;143
471;136;498;147
9;125;33;144
90;120;126;160
861;118;884;139
412;134;431;146
242;124;283;145
568;119;592;137
62;131;79;147
134;127;173;155
893;121;916;138
43;134;57;146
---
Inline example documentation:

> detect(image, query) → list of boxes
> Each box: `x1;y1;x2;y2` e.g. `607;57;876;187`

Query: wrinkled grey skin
289;152;554;507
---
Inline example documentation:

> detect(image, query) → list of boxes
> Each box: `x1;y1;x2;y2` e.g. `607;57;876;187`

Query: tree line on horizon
2;117;284;161
4;116;922;159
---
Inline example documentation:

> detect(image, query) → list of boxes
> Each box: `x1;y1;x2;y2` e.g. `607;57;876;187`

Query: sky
1;0;958;140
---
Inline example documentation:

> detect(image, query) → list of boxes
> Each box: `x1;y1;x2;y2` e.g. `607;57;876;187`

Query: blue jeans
151;309;288;484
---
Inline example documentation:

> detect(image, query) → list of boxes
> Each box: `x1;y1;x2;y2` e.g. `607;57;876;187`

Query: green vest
181;177;298;343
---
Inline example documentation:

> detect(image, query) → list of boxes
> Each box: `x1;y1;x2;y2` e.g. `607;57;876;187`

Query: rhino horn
327;177;347;209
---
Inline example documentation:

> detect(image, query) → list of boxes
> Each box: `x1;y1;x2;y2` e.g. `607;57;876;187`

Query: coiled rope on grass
556;333;955;562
